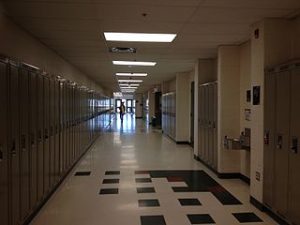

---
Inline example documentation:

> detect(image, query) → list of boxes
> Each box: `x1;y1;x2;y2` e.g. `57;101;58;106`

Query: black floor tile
187;214;215;224
135;170;150;175
138;199;160;207
74;171;91;176
179;198;201;206
137;187;155;193
102;179;120;184
135;178;152;183
140;215;166;225
105;171;120;175
233;212;263;223
99;188;119;195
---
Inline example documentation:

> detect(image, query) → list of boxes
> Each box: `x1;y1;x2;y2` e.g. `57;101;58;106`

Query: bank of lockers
162;92;176;140
198;82;218;170
264;63;300;225
0;57;112;225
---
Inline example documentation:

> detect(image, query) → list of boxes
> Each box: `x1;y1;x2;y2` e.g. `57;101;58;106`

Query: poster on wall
253;86;260;105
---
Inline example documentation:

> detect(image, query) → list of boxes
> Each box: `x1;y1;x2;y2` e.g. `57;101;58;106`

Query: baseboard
250;196;290;225
23;134;100;225
176;141;190;145
193;154;250;185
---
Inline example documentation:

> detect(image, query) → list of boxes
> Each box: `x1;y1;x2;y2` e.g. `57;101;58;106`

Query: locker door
213;83;218;169
37;74;44;201
274;71;290;217
0;61;9;225
208;84;214;166
54;80;60;182
29;71;38;209
19;68;30;220
204;85;209;162
59;82;64;175
198;86;203;158
263;72;276;208
43;76;50;194
9;63;21;225
49;78;55;187
288;68;300;225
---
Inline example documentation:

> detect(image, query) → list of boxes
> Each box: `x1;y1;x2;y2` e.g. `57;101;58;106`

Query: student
119;101;126;121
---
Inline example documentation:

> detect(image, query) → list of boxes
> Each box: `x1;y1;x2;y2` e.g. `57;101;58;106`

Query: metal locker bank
0;55;112;225
264;62;300;225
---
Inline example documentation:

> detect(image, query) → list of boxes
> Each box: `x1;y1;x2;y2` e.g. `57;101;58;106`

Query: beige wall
217;46;241;173
176;72;190;142
239;41;251;178
0;12;107;94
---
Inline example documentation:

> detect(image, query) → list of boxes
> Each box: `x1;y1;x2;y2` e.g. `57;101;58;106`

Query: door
263;72;276;208
9;63;21;225
126;99;132;113
288;68;300;224
19;67;30;220
0;61;9;225
115;99;121;113
273;71;290;217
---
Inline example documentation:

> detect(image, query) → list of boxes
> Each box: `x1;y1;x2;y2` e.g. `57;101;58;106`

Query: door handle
290;137;298;154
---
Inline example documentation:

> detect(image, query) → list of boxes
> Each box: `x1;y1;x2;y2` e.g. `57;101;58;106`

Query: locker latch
0;145;3;161
21;135;26;150
290;137;298;154
276;135;283;149
264;130;270;145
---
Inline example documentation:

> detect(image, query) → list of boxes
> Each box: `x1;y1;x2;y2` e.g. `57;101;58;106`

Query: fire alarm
254;29;259;39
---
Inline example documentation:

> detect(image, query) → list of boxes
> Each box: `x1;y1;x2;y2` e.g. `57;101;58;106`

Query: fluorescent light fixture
116;72;147;77
118;79;143;83
119;83;140;87
120;86;137;89
121;89;135;92
104;32;177;42
113;61;156;66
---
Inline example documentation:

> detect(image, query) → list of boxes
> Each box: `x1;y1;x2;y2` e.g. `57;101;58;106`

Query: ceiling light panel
118;79;143;83
104;32;177;42
113;61;156;66
116;73;147;77
119;83;140;87
120;86;137;89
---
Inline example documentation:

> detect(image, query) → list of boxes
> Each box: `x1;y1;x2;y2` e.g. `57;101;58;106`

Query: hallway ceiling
2;0;300;93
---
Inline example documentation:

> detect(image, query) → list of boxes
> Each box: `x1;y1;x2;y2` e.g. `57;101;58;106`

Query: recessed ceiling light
113;61;156;66
104;32;177;42
116;73;147;77
119;83;140;87
118;79;143;83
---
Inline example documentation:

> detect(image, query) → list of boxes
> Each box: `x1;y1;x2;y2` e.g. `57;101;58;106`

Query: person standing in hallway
119;101;126;121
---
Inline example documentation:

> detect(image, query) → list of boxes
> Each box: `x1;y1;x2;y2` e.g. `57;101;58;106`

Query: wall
135;93;143;118
217;46;241;173
239;41;251;178
176;72;190;142
0;12;106;94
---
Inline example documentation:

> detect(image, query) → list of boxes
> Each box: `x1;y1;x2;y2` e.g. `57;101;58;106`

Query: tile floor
30;114;279;225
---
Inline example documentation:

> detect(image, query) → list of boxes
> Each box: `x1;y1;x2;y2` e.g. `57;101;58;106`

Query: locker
213;83;218;169
54;79;60;182
9;63;21;225
59;82;64;175
37;73;44;201
287;68;300;225
19;67;30;220
198;86;204;158
49;78;55;187
263;72;276;208
0;60;9;225
29;70;38;209
273;71;290;217
43;76;50;194
208;84;214;166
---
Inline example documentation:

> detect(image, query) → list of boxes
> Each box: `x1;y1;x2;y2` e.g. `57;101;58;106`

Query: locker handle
0;145;3;161
276;135;283;149
11;140;17;155
38;130;42;142
290;137;298;154
30;133;35;145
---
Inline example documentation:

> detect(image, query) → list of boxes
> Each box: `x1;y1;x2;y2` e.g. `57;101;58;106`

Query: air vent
109;47;137;53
